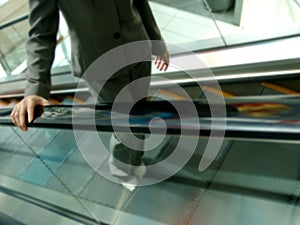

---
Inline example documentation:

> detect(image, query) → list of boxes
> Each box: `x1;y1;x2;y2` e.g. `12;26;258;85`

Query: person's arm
133;0;166;55
25;0;60;98
133;0;169;71
11;0;59;131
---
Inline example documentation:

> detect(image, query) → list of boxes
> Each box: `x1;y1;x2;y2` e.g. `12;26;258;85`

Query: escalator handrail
0;14;28;30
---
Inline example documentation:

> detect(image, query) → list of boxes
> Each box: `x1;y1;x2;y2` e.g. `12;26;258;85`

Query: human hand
154;51;169;71
10;95;50;131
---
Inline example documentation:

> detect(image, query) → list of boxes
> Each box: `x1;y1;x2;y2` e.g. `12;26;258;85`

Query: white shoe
121;162;146;191
121;177;139;191
134;162;147;179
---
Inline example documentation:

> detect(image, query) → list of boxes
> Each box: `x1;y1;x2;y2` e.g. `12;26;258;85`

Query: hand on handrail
10;95;50;131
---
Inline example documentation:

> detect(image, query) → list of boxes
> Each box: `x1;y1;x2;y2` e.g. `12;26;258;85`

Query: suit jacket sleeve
133;0;167;55
24;0;59;99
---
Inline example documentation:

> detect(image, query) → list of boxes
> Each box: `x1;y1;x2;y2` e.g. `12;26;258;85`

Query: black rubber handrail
1;96;300;141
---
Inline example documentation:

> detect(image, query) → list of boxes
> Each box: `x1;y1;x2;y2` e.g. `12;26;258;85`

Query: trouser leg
85;62;151;177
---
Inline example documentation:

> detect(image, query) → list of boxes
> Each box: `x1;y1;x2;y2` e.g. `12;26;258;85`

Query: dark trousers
85;61;151;177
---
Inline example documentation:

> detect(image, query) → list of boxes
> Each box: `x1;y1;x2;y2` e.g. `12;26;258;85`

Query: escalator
0;76;300;225
1;15;300;225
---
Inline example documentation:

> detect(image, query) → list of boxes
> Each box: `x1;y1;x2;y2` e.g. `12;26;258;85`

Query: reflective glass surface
0;0;299;78
0;124;300;224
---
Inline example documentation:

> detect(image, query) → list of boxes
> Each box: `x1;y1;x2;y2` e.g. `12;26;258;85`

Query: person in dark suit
11;0;169;189
11;0;168;128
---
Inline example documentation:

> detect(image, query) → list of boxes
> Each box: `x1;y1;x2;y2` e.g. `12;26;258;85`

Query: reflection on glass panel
0;20;29;76
0;0;28;77
150;0;300;48
0;0;299;79
1;123;300;224
237;0;300;38
0;14;71;78
149;0;229;45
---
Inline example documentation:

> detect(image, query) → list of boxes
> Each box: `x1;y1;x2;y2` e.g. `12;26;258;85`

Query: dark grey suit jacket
25;0;166;99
